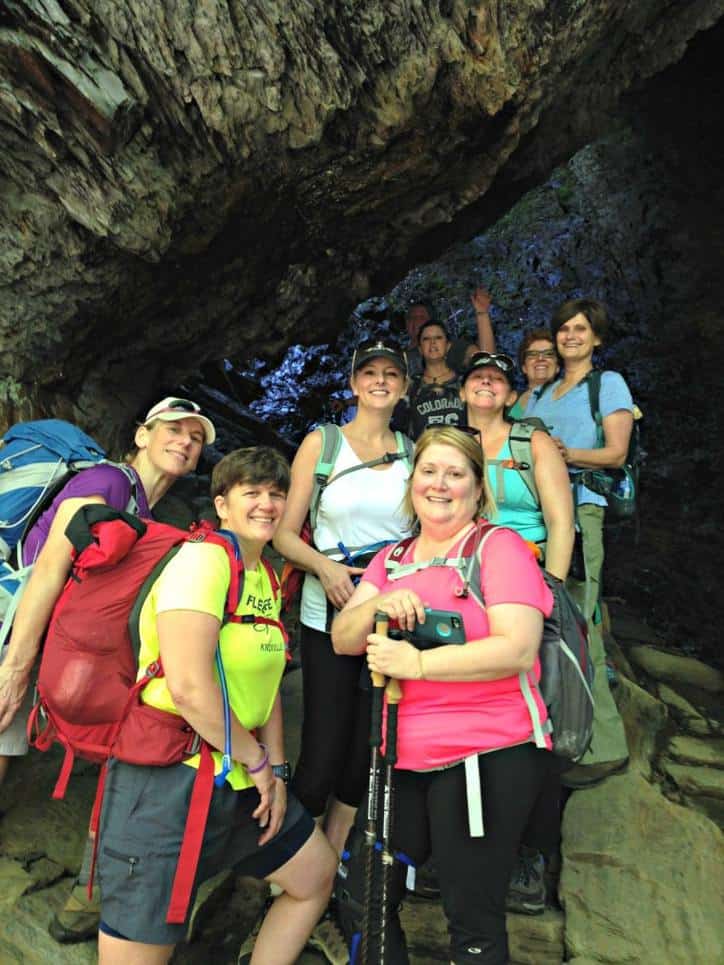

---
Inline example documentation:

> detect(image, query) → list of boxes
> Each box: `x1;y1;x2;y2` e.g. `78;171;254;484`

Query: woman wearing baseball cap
273;341;413;954
0;395;215;943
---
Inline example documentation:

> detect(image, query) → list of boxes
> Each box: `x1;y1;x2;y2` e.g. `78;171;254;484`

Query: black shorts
98;757;314;945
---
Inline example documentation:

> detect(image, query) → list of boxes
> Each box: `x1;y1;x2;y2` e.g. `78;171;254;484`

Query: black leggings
337;743;553;965
291;624;371;817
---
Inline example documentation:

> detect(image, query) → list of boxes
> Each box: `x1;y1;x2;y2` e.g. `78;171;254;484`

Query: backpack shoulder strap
311;425;412;534
111;462;141;515
585;370;605;446
507;420;541;506
309;424;344;532
394;430;415;470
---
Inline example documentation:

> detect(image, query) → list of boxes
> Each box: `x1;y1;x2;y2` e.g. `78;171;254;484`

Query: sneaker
48;881;101;943
506;847;545;916
306;907;350;965
237;897;272;964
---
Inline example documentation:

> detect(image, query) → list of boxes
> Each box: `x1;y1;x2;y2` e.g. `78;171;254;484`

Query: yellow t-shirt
137;540;286;789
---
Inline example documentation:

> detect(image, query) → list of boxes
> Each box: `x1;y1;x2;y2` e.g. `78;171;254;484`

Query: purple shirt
22;464;150;564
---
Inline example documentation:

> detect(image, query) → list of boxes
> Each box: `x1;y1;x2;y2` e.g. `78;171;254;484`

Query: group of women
0;293;634;965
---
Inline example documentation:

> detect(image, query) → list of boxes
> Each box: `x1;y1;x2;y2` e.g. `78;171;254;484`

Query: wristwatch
271;762;291;783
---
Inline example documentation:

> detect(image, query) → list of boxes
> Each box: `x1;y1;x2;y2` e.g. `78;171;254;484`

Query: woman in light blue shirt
527;298;632;785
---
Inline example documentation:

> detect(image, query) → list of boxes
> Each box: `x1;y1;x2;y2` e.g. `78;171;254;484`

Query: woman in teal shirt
460;352;573;580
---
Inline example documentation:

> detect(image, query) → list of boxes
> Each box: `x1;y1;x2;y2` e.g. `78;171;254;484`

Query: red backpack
27;504;286;924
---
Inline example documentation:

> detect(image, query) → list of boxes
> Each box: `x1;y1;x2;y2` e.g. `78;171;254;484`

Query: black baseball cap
351;340;408;376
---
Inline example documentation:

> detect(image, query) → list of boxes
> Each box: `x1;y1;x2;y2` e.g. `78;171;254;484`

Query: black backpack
384;523;594;762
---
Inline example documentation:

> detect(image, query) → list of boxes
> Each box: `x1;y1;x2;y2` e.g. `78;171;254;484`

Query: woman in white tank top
274;341;412;860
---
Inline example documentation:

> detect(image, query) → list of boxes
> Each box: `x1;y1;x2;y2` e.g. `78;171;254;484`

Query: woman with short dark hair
527;298;632;786
97;446;337;964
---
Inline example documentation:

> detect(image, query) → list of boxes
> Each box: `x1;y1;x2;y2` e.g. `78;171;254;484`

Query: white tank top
300;434;412;632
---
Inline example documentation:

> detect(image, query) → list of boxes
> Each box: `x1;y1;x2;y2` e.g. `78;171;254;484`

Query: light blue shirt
526;371;633;507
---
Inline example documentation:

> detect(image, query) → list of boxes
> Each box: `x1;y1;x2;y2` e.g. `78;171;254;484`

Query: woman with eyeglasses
332;426;554;965
460;353;574;581
507;329;559;419
526;298;632;787
274;342;412;864
0;397;215;942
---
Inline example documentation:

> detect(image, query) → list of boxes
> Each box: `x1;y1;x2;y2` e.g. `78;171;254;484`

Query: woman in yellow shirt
96;447;337;965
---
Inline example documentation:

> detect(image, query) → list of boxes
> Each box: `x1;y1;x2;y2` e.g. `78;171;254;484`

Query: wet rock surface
1;607;722;964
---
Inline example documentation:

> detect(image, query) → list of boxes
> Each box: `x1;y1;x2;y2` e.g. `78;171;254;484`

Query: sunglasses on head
164;398;202;413
467;352;515;376
451;425;482;444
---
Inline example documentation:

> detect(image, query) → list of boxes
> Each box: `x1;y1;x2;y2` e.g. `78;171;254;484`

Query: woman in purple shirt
0;396;215;942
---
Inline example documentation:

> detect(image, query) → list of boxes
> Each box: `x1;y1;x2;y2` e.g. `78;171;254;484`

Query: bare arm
365;602;543;681
160;610;281;840
531;431;574;580
272;429;363;609
557;409;633;470
332;579;428;655
470;286;496;354
0;494;106;731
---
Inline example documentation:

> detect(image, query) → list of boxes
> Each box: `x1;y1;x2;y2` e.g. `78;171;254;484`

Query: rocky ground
0;601;722;964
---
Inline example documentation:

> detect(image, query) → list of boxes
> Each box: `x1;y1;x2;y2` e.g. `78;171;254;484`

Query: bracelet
246;742;269;774
417;650;425;680
475;309;490;314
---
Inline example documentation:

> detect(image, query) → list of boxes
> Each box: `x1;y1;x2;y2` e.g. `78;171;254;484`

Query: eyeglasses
523;349;556;361
465;352;515;376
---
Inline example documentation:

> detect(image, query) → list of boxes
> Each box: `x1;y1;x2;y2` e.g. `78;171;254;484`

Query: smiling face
214;480;287;545
419;323;450;365
555;312;601;365
460;365;516;415
350;356;406;410
411;442;482;533
521;338;558;388
134;416;205;478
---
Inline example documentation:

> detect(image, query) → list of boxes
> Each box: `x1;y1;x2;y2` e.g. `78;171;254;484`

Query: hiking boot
411;857;441;900
306;907;349;965
561;757;629;789
506;847;545;916
48;881;101;943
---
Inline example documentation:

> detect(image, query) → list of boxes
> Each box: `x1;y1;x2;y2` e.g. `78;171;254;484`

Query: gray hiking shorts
98;757;315;945
0;645;31;756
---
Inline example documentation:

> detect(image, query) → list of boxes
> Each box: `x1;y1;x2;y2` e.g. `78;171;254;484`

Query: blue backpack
0;419;136;645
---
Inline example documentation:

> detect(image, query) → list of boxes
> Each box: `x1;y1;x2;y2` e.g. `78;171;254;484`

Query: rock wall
2;1;724;446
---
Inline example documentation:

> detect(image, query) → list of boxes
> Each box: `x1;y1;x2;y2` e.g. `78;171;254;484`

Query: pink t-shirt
363;526;554;770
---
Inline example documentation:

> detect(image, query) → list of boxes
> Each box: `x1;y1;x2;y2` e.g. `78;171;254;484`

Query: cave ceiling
1;0;724;442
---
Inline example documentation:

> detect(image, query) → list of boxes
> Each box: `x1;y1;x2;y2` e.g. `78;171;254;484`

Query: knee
285;828;337;902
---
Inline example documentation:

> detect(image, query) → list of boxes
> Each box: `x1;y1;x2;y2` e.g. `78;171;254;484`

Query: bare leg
251;828;336;965
98;932;174;965
323;797;356;858
0;755;10;787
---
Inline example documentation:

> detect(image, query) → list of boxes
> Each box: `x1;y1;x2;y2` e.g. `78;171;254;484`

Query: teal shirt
484;437;547;546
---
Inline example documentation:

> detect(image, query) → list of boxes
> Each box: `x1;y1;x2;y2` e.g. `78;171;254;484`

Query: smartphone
386;608;466;649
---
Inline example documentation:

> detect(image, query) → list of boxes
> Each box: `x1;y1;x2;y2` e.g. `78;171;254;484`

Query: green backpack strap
309;424;344;532
508;419;546;506
310;426;414;534
394;430;414;470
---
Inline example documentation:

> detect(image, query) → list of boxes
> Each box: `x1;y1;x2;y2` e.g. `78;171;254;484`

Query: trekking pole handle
374;612;403;702
372;612;388;689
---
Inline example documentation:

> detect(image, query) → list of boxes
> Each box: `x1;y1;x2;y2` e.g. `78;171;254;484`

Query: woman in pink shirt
332;426;553;965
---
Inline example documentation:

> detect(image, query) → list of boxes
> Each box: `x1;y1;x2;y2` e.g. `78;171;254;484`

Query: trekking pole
379;668;403;965
359;612;388;964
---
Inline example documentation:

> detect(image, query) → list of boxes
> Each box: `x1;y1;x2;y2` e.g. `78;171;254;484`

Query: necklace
422;367;453;385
